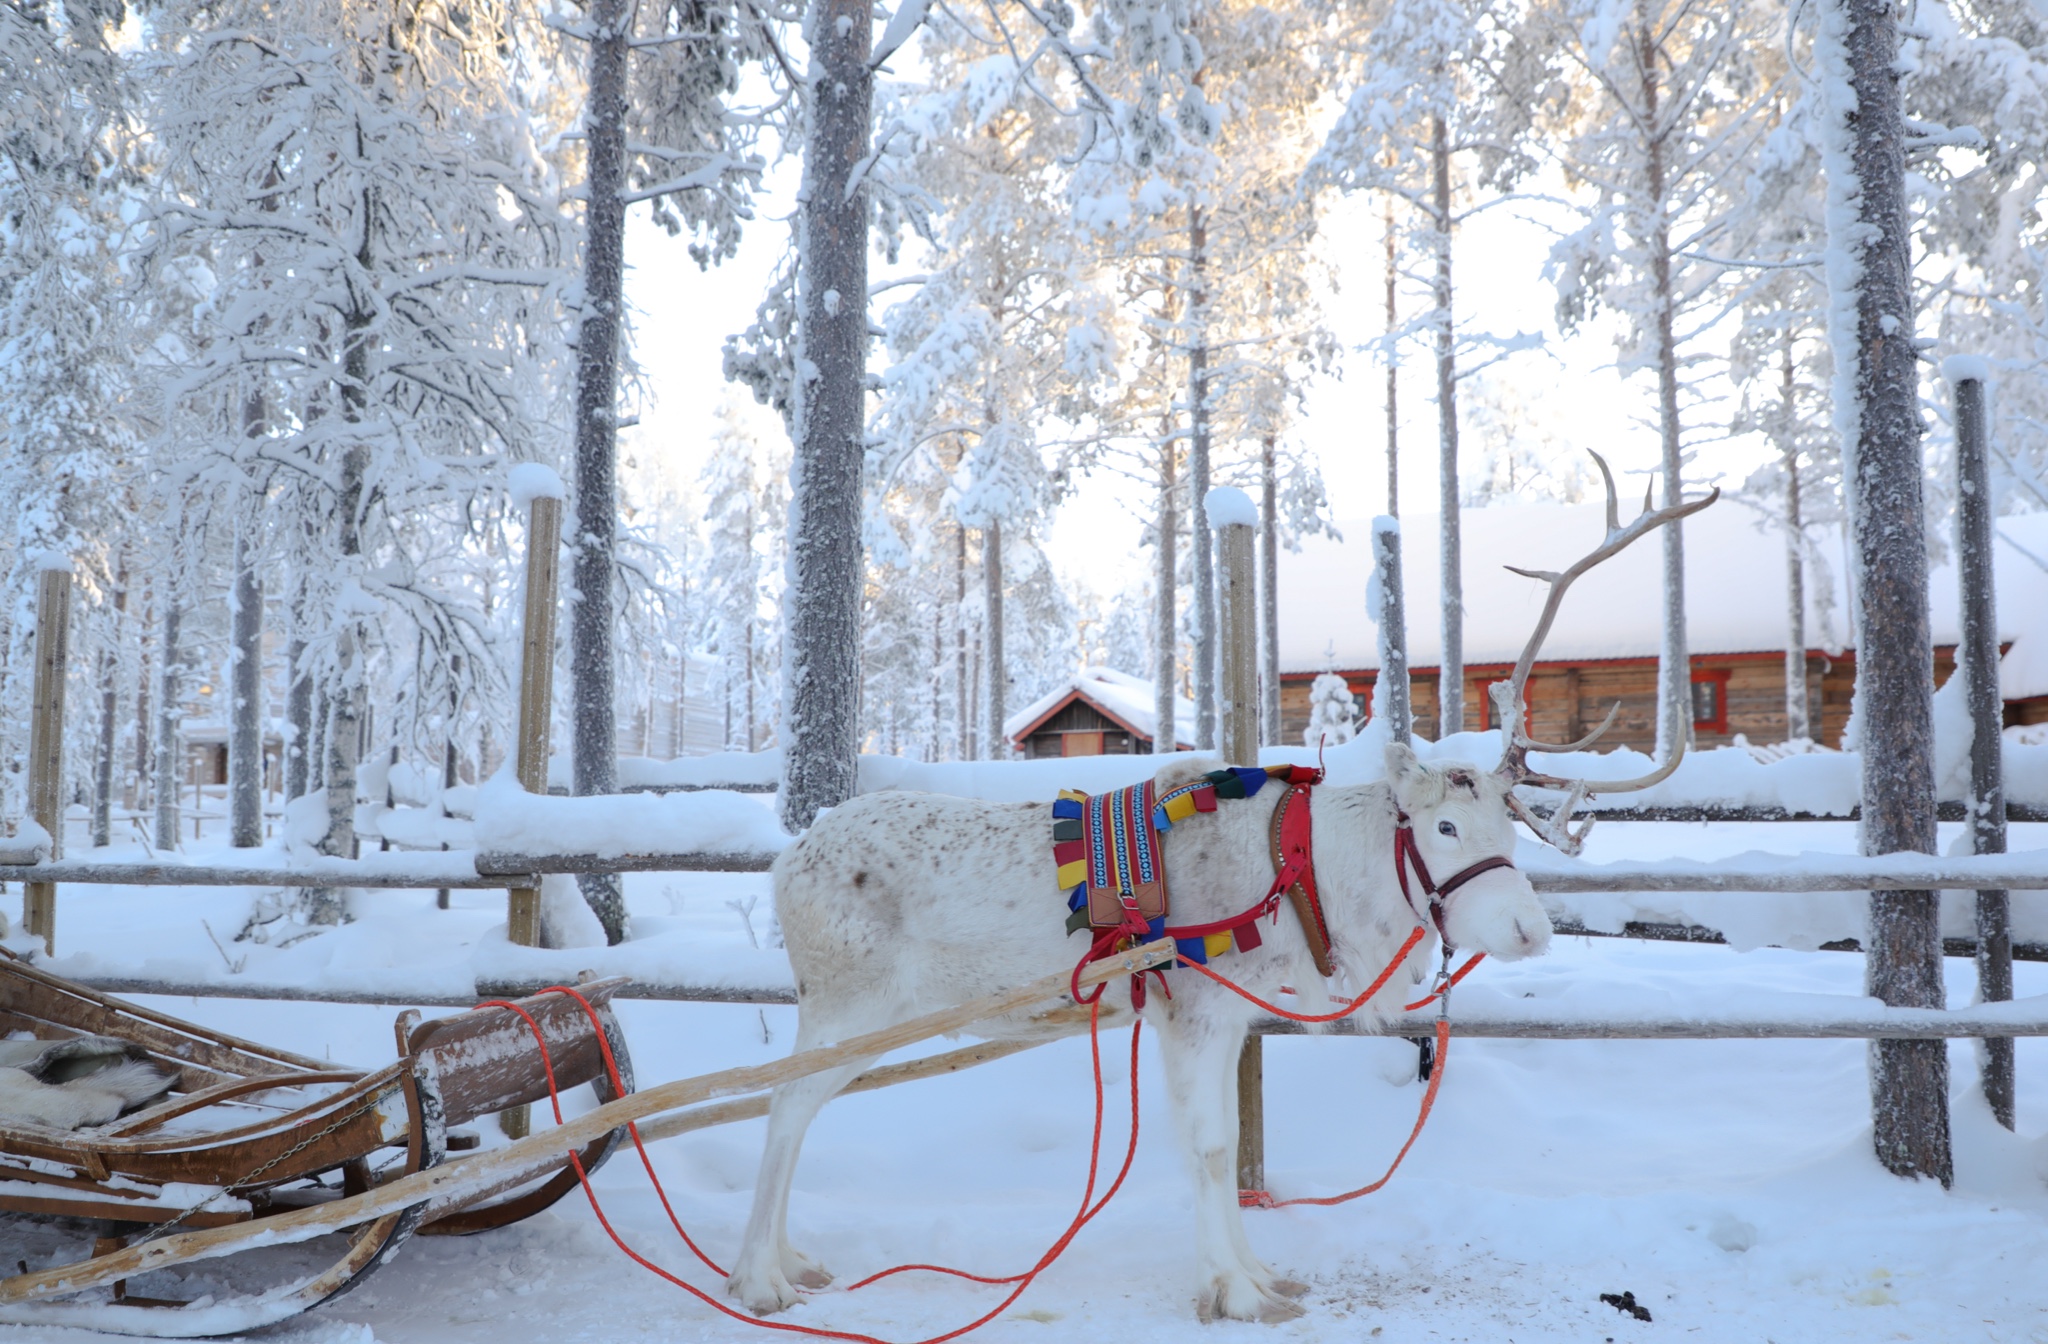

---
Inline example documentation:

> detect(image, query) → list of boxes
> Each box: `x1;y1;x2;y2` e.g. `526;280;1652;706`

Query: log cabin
1005;667;1197;759
1277;502;2048;753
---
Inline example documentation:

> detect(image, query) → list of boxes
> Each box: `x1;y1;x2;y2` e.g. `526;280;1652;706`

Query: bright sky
616;145;1771;603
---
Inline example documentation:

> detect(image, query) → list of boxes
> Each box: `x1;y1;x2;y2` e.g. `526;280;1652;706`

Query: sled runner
0;950;633;1336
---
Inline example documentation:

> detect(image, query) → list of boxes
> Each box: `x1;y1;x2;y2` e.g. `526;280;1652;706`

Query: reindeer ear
1383;741;1421;786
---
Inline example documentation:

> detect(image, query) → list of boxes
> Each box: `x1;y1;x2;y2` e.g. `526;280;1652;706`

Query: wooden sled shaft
0;939;1177;1306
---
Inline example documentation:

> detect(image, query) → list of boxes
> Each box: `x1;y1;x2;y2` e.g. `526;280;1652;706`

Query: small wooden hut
1005;669;1196;759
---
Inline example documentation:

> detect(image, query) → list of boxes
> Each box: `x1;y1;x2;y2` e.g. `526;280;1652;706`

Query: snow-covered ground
6;829;2048;1343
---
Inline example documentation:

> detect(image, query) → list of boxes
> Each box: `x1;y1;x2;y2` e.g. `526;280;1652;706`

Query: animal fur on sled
0;1036;177;1130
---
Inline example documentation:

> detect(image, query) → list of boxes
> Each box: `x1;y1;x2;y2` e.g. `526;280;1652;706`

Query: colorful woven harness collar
1054;763;1328;1005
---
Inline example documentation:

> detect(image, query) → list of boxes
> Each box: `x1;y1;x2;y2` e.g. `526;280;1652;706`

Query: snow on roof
1004;667;1197;746
1280;501;2048;701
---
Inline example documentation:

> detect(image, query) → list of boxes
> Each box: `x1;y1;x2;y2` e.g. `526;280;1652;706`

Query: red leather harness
1070;772;1517;1006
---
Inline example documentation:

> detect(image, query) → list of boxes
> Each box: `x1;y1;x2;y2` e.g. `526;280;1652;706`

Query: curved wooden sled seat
0;952;633;1336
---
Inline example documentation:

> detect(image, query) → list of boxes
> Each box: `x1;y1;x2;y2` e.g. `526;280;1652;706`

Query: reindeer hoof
1197;1272;1307;1324
1270;1277;1311;1299
727;1268;802;1315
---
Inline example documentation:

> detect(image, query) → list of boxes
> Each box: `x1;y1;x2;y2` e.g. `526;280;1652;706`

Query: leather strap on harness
1268;784;1335;978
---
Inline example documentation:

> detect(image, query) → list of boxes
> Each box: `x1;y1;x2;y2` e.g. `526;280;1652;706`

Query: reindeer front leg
1153;1011;1308;1323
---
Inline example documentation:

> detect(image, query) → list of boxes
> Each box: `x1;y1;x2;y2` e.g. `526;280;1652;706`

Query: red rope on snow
475;988;1143;1344
476;910;1481;1337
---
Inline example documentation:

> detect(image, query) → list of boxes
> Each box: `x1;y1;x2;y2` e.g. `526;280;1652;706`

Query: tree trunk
1188;205;1215;750
1155;423;1178;754
1373;522;1413;747
779;0;871;830
570;0;631;942
1431;114;1463;739
132;583;151;814
229;525;264;848
1780;338;1810;743
319;207;375;881
1259;435;1279;745
1819;0;1949;1186
1638;13;1693;758
1952;368;2012;1129
1386;194;1400;520
285;571;312;801
983;519;1006;759
92;558;126;849
153;600;181;852
955;522;969;761
311;687;329;792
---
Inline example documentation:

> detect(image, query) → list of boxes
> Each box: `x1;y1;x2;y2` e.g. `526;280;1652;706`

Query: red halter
1393;813;1517;949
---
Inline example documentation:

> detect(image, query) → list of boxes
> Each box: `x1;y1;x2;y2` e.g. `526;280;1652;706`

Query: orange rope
1172;924;1427;1022
1240;1017;1450;1209
476;988;1142;1344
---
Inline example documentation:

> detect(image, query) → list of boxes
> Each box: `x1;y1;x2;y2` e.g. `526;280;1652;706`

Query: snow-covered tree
1809;0;1948;1186
563;0;774;944
1313;0;1543;739
1531;0;1789;755
142;0;574;907
1302;664;1358;748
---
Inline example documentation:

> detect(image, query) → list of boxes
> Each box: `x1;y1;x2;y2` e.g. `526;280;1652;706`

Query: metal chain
123;1081;401;1249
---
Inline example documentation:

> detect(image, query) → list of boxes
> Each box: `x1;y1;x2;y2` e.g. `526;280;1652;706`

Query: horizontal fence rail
1534;802;2048;824
1552;919;2048;963
0;861;531;889
6;849;2047;891
78;972;2048;1040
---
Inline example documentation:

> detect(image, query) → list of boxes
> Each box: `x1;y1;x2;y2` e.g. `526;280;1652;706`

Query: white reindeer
730;463;1711;1322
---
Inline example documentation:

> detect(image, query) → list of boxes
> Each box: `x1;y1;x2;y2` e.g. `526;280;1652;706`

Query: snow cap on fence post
507;462;567;510
28;549;71;574
1939;354;1990;387
1203;485;1257;530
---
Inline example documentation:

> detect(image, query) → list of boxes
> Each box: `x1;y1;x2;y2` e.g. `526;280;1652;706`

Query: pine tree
1302;665;1358;748
1812;0;1950;1187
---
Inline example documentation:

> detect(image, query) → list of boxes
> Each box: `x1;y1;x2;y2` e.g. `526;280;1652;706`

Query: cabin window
1062;731;1104;757
1690;670;1731;734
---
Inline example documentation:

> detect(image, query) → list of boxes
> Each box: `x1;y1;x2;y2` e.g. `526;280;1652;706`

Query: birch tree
1534;0;1787;754
1315;0;1539;739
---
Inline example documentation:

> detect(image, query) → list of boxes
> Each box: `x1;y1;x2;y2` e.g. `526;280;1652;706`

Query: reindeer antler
1492;451;1719;851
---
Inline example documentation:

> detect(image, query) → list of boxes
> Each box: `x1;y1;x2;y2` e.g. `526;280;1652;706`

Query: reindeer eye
1437;820;1457;838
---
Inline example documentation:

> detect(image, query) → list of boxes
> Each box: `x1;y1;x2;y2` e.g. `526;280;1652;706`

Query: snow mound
472;772;792;858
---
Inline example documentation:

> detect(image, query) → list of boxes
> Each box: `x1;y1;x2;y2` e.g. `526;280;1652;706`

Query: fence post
1949;359;2012;1129
511;490;563;950
25;557;72;953
503;482;563;1140
1210;487;1263;1193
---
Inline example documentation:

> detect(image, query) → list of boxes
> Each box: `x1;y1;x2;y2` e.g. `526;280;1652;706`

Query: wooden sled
0;952;633;1337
